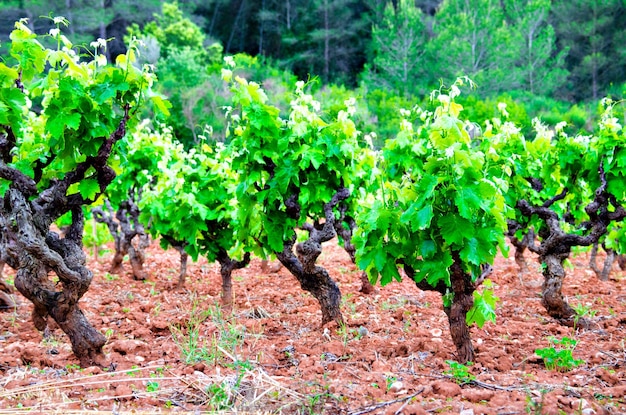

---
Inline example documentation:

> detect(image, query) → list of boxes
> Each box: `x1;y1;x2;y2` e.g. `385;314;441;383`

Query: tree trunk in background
174;244;189;290
226;0;246;53
539;252;589;327
128;231;149;281
334;205;374;294
92;197;149;281
589;243;615;281
323;0;330;81
217;250;251;314
617;255;626;270
445;252;475;364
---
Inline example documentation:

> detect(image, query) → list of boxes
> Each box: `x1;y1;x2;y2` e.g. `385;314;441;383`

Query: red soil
0;240;624;414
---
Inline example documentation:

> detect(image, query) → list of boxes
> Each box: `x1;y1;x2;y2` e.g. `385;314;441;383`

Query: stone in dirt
461;388;495;403
432;380;462;397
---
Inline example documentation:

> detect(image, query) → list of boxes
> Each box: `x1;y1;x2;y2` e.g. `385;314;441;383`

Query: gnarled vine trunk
161;237;188;290
93;195;149;280
516;167;626;329
507;222;535;281
404;253;475;364
0;254;17;311
276;188;349;327
589;243;616;281
5;191;106;366
444;252;476;364
539;251;576;324
334;203;375;294
0;278;17;311
618;255;626;270
216;250;251;314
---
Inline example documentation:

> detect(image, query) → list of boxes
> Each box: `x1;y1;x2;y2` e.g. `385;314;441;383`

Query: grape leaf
78;179;100;200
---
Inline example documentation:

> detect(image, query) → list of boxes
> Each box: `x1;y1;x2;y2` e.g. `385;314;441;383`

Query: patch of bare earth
0;240;625;414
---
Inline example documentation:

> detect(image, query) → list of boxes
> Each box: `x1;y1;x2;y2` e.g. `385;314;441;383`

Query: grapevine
0;19;155;366
225;69;374;326
354;79;508;363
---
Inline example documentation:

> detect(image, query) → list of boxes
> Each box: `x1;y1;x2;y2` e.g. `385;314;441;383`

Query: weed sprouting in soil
444;360;476;384
170;297;245;366
535;337;585;371
572;301;598;331
524;388;548;414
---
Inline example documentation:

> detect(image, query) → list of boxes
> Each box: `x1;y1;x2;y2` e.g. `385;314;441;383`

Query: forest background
1;0;625;148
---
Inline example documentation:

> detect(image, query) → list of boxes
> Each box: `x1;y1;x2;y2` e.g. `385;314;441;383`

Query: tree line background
1;0;625;146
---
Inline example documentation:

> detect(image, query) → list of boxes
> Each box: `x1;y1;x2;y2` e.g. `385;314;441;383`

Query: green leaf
467;286;499;328
416;174;439;201
401;203;433;231
420;240;437;259
150;94;171;117
380;259;402;286
438;215;474;245
459;237;490;266
429;115;464;150
413;254;452;287
264;217;287;253
454;185;482;219
78;179;101;200
65;113;82;131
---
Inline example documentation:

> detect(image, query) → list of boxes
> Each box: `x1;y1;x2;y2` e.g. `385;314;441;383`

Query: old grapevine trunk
589;243;616;281
444;252;475;363
216;250;251;314
93;197;149;280
334;203;375;294
540;251;577;323
278;236;343;326
0;278;16;310
404;254;475;364
163;238;188;290
276;189;349;326
7;192;106;366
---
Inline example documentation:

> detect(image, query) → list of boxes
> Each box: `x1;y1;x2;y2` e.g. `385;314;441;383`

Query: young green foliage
138;127;248;279
535;337;585;372
355;79;508;296
484;98;626;324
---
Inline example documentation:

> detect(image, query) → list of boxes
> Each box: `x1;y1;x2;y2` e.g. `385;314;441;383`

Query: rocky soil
0;240;625;414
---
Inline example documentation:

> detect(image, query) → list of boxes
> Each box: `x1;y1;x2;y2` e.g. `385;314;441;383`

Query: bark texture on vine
216;249;251;314
506;220;534;279
334;202;375;294
276;188;350;327
93;194;150;280
161;236;188;290
516;166;626;327
402;254;487;364
0;241;18;311
589;243;616;281
0;107;130;366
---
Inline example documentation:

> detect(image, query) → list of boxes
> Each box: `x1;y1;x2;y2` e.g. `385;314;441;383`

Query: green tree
355;80;508;363
428;0;518;95
132;1;207;56
551;0;626;101
503;0;568;96
126;2;224;146
0;0;162;59
226;72;374;325
361;0;430;97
